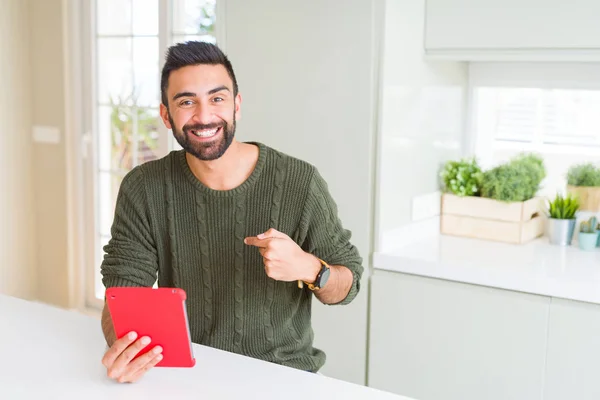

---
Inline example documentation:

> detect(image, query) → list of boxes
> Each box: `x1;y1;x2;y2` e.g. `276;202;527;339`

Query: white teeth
192;128;218;138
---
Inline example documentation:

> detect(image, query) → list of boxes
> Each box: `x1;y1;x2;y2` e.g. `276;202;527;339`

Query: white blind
476;87;600;147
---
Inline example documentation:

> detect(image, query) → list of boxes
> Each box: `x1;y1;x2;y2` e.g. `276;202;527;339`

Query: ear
234;93;242;121
160;103;172;129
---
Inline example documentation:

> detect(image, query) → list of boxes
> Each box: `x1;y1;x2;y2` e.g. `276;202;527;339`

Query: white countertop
373;235;600;305
0;294;411;400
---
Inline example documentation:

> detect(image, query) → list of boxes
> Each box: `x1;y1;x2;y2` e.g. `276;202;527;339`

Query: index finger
102;331;138;367
244;236;271;248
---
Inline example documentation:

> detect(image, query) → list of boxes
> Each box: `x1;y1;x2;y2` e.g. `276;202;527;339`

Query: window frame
76;0;226;311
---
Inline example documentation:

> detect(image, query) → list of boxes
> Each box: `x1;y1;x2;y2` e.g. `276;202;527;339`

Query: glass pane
98;172;111;237
132;0;158;35
171;34;216;46
135;108;162;165
172;0;216;35
97;0;132;35
98;172;123;237
98;105;112;170
109;105;136;171
542;89;600;145
97;38;133;105
133;37;159;107
475;87;539;142
96;234;113;299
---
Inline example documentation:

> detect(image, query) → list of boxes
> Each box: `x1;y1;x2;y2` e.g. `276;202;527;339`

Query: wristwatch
298;258;331;291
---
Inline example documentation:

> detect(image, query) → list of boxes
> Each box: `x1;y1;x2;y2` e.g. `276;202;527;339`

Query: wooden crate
567;185;600;212
440;194;545;244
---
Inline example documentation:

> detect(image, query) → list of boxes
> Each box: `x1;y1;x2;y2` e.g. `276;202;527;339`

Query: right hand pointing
101;331;163;383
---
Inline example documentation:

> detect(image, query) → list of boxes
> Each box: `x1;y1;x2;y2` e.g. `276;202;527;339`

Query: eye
213;97;224;103
179;100;194;107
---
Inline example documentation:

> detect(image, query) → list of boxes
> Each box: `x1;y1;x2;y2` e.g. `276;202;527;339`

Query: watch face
319;267;331;288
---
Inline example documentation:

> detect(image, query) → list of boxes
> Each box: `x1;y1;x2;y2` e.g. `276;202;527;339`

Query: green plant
440;158;484;197
480;153;546;202
580;216;598;233
109;92;159;171
547;193;580;219
196;1;216;35
567;163;600;187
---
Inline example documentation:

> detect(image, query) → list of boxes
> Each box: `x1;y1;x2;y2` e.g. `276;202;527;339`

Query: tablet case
105;287;196;368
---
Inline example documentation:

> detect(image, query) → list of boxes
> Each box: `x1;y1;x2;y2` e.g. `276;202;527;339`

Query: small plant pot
547;218;576;246
579;232;599;251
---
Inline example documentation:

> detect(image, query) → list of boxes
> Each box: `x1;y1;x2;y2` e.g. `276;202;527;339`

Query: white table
0;294;412;400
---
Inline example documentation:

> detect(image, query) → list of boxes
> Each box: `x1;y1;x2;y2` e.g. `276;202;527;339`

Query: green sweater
100;142;363;372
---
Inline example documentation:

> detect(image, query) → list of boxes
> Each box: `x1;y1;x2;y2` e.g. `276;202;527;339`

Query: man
100;41;363;383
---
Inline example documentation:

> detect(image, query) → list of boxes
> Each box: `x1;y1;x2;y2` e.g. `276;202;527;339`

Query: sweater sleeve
100;166;158;289
299;168;364;305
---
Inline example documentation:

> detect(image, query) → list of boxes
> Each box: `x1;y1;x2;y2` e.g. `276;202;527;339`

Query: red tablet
105;287;196;368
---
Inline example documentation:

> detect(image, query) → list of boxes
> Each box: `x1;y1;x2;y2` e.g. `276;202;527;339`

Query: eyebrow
172;91;196;101
172;86;231;101
207;85;231;95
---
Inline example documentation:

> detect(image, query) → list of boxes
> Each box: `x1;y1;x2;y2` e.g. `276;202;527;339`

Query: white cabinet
424;0;600;60
368;270;550;400
544;298;600;400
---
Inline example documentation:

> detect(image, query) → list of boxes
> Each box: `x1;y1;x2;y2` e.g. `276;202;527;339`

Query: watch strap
297;258;329;290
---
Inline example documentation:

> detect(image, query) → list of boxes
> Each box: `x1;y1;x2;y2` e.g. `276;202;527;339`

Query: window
85;0;219;307
469;63;600;198
474;87;600;146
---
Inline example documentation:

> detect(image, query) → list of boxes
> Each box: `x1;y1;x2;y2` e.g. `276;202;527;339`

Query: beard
169;110;236;161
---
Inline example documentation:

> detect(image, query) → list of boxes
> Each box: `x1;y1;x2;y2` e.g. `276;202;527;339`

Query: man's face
160;64;241;161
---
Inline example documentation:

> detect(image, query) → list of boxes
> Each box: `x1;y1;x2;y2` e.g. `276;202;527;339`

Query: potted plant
546;193;580;246
578;217;599;251
566;163;600;211
480;153;546;203
440;157;483;197
439;153;546;244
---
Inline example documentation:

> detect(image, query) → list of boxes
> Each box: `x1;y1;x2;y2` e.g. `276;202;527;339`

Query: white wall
376;0;468;244
223;0;379;385
29;0;70;308
0;0;37;299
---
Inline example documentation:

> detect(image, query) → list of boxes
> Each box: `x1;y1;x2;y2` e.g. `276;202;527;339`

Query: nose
192;103;213;125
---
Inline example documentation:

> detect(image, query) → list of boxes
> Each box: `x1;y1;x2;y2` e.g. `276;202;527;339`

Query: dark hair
160;41;239;107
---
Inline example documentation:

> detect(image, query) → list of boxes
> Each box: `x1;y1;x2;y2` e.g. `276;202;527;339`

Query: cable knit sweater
100;142;363;372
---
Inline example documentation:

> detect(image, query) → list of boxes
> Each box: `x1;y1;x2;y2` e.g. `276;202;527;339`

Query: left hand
244;228;320;283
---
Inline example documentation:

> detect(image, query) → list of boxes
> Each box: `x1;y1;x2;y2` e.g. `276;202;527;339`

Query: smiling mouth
189;126;222;139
